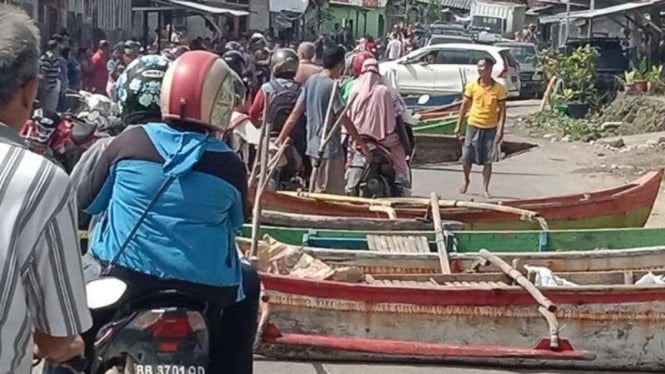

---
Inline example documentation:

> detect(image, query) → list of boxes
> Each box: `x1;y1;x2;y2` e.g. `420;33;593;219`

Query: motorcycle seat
71;122;95;143
121;289;208;314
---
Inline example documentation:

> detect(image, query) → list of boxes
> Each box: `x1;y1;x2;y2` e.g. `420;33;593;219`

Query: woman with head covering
345;58;411;196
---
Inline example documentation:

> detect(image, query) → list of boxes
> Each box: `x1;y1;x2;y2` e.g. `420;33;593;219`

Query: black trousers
45;256;260;374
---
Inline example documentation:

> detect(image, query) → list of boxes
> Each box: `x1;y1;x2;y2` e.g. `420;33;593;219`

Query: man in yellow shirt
454;57;507;198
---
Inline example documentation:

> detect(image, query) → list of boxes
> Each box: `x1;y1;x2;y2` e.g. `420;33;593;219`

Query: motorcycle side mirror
417;95;431;105
86;277;127;309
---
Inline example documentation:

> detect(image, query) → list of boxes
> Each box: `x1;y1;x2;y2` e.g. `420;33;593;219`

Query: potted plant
617;71;637;93
621;58;650;93
541;45;598;118
561;45;597;118
646;64;664;93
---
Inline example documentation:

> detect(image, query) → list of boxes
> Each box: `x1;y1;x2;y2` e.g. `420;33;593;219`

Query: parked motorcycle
21;91;122;173
38;278;210;374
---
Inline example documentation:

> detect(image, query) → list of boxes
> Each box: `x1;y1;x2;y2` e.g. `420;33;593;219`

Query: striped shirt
0;123;91;373
39;52;61;90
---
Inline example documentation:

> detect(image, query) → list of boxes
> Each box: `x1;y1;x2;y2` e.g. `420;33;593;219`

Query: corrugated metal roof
541;0;665;24
415;0;472;10
441;0;473;10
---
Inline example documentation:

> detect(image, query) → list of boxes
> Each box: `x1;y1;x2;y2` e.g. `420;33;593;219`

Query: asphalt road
33;361;650;374
254;361;649;374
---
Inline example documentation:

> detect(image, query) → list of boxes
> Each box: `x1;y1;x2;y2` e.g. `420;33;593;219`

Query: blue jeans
44;259;260;374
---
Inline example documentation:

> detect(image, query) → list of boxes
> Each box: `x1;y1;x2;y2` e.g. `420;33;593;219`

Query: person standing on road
90;40;110;94
455;57;507;199
0;5;92;373
294;42;322;84
276;46;369;194
39;39;62;112
386;33;402;61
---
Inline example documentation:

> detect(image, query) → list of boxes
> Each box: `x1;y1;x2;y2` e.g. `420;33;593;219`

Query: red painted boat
257;265;665;371
253;170;664;230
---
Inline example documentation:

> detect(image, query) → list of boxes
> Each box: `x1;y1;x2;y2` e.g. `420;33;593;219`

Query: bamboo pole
249;95;272;259
249;95;271;187
479;249;557;312
540;76;558;112
309;80;339;192
431;193;451;274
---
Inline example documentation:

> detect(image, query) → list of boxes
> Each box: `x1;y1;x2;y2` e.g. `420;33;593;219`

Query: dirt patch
595;95;665;135
578;144;665;179
514;94;665;142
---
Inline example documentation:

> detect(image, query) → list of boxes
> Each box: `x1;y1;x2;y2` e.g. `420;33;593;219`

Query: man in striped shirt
0;5;92;373
39;39;62;112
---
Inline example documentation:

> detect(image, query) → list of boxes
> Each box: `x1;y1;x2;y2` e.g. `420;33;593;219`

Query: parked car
427;34;474;46
379;43;521;97
496;41;544;98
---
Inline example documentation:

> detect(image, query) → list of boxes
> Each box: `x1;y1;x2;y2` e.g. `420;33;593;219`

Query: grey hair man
0;4;91;373
295;41;322;84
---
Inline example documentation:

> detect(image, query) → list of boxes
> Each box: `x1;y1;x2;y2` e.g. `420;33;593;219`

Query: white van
379;43;521;97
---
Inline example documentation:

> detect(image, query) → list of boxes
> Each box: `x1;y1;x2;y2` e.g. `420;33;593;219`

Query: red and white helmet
161;50;246;132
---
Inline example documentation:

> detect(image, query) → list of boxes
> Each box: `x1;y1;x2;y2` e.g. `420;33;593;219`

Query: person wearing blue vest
53;51;259;374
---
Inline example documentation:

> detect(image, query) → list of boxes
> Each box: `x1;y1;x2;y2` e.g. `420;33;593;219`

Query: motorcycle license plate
133;364;205;374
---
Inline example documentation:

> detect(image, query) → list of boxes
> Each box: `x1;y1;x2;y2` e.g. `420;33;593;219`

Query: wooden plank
431;193;451;274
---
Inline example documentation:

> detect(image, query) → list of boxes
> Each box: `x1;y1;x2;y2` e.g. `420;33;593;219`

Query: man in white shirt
0;5;91;373
386;33;403;60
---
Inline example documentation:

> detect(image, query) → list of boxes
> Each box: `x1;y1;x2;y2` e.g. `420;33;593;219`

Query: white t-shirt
386;39;403;60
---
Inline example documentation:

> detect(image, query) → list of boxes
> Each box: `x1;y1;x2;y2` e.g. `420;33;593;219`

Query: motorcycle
21;91;122;173
347;137;405;198
42;277;210;374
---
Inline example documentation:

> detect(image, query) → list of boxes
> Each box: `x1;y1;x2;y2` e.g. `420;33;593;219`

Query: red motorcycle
21;91;120;173
21;109;99;172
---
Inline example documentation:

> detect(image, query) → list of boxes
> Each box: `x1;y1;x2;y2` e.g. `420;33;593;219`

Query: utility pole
564;0;571;44
588;0;595;37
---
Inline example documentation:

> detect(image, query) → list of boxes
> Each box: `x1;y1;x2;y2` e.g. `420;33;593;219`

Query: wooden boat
412;115;458;135
241;225;665;253
295;243;665;275
251;244;665;371
403;93;461;108
252;170;664;230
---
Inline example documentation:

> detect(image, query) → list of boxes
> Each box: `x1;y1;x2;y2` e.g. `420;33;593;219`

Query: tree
425;0;443;24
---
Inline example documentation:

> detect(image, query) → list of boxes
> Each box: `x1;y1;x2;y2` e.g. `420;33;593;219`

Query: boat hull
241;225;665;253
413;116;458;135
255;170;663;230
403;93;461;108
258;274;665;371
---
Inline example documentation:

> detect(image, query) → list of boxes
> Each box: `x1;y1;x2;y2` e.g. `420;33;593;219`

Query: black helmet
114;55;171;123
222;50;247;77
225;41;243;52
270;48;299;78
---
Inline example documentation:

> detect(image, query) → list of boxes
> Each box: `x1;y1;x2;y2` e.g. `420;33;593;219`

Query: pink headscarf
348;59;397;141
348;59;408;176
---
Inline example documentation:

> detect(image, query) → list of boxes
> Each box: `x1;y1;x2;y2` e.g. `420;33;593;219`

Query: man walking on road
454;57;507;199
0;5;91;373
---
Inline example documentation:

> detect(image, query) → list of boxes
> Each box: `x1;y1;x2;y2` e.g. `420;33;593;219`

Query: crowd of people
0;3;510;372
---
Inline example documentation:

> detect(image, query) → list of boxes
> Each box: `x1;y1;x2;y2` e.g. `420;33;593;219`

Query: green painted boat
240;225;665;253
413;116;459;135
